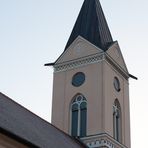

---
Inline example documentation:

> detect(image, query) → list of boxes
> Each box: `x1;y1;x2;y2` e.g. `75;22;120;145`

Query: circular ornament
114;77;121;92
72;72;85;87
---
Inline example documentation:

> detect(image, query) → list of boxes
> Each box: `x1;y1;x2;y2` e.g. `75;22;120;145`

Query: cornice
53;52;129;81
104;53;129;80
54;53;104;72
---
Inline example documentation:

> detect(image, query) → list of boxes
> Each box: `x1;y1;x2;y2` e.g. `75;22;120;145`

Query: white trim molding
80;133;127;148
54;53;104;72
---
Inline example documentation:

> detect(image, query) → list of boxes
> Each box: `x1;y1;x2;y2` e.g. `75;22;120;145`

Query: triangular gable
107;41;128;73
56;36;103;64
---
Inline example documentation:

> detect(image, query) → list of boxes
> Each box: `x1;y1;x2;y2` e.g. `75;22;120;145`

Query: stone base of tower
80;133;127;148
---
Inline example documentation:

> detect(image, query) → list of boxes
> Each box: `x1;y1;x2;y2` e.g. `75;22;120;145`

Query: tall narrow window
71;94;87;137
113;99;122;142
71;103;78;137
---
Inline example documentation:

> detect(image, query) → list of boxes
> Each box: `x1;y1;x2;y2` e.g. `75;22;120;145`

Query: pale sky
0;0;148;147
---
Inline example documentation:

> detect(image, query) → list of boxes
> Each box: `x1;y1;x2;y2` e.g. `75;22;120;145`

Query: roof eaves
129;74;138;80
44;62;55;66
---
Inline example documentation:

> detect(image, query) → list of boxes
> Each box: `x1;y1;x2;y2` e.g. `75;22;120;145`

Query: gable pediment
107;41;128;73
56;36;103;64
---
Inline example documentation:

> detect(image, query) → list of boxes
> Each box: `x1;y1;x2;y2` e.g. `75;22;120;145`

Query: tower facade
47;0;132;147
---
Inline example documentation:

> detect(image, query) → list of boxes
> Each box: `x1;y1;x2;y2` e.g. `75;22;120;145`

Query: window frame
113;99;122;142
70;94;87;137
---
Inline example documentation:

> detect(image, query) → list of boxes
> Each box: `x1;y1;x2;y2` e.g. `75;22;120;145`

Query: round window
72;72;85;87
114;77;121;92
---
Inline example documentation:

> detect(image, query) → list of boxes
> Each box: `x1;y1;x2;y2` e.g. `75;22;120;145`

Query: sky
0;0;148;147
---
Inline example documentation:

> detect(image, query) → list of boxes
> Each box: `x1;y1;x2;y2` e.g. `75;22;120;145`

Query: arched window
71;94;87;137
113;99;122;142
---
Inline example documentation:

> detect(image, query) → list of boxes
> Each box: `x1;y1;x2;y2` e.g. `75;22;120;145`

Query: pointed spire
65;0;113;51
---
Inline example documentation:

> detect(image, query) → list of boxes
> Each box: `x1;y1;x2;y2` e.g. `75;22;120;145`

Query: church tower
45;0;134;147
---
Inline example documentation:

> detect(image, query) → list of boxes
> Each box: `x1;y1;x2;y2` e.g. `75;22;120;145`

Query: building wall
103;59;130;147
0;133;28;148
52;61;104;135
51;38;131;148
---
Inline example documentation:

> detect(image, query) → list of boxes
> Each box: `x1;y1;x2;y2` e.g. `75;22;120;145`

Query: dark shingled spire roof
65;0;113;51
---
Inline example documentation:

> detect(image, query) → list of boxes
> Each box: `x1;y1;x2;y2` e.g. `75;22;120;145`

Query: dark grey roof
65;0;113;51
0;92;86;148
